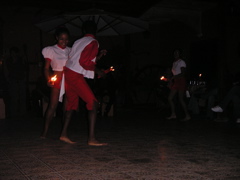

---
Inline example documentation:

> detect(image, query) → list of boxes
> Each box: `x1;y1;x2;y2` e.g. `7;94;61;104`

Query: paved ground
1;104;240;180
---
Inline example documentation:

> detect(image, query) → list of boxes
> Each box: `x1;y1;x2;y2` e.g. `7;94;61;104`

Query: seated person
211;72;240;123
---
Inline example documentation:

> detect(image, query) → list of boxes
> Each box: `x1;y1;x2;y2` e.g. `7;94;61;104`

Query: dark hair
54;26;70;37
173;48;183;58
174;48;183;54
82;20;97;35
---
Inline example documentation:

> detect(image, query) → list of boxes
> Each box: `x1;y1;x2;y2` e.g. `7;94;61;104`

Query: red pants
64;67;97;111
170;77;186;92
52;76;62;89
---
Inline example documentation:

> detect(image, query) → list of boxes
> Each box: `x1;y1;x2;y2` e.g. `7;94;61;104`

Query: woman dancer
167;48;191;121
40;27;71;138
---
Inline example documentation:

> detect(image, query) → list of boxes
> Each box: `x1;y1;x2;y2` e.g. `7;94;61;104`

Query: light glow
51;75;57;82
160;76;167;81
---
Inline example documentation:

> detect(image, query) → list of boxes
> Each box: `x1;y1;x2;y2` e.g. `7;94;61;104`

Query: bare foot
40;135;46;139
166;115;176;120
59;136;77;144
88;140;108;146
40;136;46;139
180;116;191;122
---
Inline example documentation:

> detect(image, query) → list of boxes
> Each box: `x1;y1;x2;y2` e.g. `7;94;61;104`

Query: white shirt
42;45;71;71
172;59;186;75
65;36;97;79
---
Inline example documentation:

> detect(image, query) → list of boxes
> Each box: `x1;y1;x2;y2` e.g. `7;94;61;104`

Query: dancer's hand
97;49;107;61
95;67;106;78
47;80;54;87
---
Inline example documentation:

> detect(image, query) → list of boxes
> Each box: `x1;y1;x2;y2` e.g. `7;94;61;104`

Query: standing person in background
167;48;191;121
40;27;71;138
59;20;107;146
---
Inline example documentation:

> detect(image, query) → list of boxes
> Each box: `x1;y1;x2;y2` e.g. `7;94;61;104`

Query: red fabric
170;77;187;92
79;35;98;71
64;67;97;111
45;58;51;62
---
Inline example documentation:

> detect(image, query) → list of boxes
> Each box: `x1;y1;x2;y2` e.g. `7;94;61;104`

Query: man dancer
59;20;107;146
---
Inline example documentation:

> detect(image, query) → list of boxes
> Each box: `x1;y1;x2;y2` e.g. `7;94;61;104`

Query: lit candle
50;75;57;85
110;66;115;71
160;76;167;81
98;66;115;78
104;66;115;73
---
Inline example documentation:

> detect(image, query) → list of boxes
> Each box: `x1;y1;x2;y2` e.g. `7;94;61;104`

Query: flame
160;76;167;81
51;75;57;82
199;73;202;77
110;66;115;71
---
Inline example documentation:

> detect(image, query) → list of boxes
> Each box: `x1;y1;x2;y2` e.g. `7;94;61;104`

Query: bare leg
59;110;76;144
88;101;97;141
61;96;67;124
178;91;191;121
88;101;108;146
167;89;177;119
41;87;59;138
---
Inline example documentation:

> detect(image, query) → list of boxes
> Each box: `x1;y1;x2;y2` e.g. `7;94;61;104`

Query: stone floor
1;104;240;180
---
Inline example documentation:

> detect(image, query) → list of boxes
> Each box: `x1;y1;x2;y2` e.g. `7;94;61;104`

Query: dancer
59;20;107;146
40;27;71;138
167;48;191;121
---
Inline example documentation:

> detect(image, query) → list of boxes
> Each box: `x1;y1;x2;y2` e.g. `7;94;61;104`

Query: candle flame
160;76;167;81
110;66;115;71
199;73;202;77
51;75;57;82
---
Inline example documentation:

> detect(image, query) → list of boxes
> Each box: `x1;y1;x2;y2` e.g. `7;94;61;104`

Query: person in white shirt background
167;48;191;121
